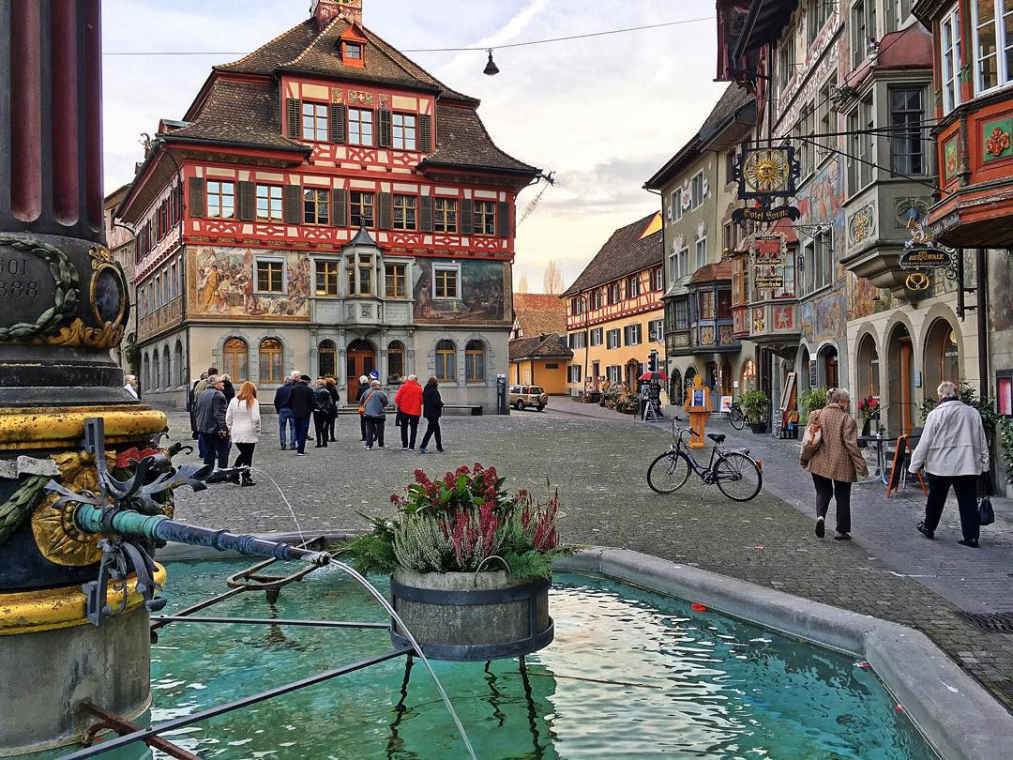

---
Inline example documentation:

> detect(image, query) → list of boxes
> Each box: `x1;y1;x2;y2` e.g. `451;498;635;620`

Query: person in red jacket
394;374;423;450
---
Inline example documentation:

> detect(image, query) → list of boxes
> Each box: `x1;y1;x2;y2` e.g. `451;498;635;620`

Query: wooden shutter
286;98;302;139
188;177;205;218
460;198;473;235
329;104;346;143
377;109;392;148
283;185;302;224
418;114;432;152
378;192;393;229
497;201;511;238
238;181;256;221
419;195;433;232
330;188;347;227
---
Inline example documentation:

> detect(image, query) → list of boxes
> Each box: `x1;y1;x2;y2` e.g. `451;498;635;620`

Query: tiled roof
513;293;567;336
561;212;663;296
216;18;473;102
509;333;573;362
689;260;732;284
422;104;539;176
166;78;308;153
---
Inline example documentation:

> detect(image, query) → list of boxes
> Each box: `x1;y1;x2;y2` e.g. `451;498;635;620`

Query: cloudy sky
102;0;727;292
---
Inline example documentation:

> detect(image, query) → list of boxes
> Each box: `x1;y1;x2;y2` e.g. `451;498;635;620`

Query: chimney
310;0;362;28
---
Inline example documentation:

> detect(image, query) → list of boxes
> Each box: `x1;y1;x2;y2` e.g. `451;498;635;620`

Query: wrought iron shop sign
898;247;953;270
732;205;801;223
734;146;801;201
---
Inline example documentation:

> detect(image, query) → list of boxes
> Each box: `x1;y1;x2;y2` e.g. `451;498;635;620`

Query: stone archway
887;322;915;434
923;317;961;395
346;338;376;401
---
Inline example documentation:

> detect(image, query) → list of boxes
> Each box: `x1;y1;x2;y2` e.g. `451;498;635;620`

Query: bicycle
727;401;746;431
647;418;763;501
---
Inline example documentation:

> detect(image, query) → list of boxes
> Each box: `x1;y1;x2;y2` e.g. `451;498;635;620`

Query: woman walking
225;381;260;487
313;378;334;448
419;377;444;454
910;381;990;547
362;379;389;449
324;377;340;442
800;387;867;540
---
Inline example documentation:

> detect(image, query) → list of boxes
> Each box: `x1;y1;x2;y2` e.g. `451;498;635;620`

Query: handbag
799;411;823;465
979;497;995;527
358;390;375;415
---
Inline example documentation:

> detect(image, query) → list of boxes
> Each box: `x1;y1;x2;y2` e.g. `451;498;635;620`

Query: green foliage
333;517;397;575
739;389;769;423
999;417;1013;487
123;340;141;376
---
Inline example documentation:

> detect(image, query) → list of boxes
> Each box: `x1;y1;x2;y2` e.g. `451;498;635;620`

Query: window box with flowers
336;464;570;661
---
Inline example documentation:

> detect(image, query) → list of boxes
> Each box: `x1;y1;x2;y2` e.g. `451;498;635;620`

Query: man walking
195;375;230;470
910;381;990;547
362;379;389;449
123;374;139;399
274;372;298;449
394;374;423;449
288;374;316;456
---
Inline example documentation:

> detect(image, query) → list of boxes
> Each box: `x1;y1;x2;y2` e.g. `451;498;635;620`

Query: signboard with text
899;247;952;270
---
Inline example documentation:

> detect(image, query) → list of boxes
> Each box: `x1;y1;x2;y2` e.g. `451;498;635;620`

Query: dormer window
338;27;367;68
345;42;362;60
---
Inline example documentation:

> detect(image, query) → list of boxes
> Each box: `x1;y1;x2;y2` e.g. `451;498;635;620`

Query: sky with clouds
102;0;728;292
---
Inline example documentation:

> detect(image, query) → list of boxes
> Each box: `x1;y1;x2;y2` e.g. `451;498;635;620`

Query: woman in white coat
226;381;261;487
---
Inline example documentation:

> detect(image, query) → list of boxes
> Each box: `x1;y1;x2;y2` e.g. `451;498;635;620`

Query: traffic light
648;350;658;373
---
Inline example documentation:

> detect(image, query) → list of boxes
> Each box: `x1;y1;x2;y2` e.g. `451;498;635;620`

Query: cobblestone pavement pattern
164;404;1013;712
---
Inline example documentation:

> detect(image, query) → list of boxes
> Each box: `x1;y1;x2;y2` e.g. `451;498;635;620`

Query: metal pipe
58;648;413;760
73;505;331;564
149;616;390;630
977;248;989;401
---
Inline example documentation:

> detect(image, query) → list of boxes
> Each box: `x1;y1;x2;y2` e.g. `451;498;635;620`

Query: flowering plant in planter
338;463;569;580
857;396;880;421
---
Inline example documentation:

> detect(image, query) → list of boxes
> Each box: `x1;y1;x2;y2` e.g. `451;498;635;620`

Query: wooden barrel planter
389;567;554;661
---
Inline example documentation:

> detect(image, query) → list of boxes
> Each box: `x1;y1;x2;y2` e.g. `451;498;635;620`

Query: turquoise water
146;561;936;760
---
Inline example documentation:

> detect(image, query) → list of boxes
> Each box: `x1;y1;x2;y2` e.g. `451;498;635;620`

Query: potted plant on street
740;389;770;434
338;463;568;660
856;395;880;441
799;386;828;426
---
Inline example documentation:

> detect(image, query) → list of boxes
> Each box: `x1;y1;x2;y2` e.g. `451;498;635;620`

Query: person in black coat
355;375;369;442
418;377;444;453
288;375;316;455
312;379;334;448
324;377;340;442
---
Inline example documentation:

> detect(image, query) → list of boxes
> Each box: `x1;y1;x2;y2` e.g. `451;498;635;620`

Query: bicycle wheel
728;408;745;430
647;451;691;494
714;452;762;501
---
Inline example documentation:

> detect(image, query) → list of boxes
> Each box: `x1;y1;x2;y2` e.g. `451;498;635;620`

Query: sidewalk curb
556;547;1013;760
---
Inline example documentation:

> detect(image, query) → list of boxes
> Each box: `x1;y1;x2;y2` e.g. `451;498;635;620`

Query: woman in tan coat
801;388;868;540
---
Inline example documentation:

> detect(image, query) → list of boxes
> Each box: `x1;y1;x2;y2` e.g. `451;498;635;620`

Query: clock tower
311;0;362;28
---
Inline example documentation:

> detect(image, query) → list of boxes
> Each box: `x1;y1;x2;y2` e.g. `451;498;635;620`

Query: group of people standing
190;365;260;486
272;371;338;455
800;382;989;547
355;373;445;453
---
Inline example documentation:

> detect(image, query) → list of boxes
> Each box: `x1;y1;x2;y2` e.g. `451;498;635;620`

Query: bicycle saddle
708;433;726;444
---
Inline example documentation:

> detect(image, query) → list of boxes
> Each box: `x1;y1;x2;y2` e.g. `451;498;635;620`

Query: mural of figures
189;246;310;320
413;259;508;323
847;271;892;320
801;291;846;342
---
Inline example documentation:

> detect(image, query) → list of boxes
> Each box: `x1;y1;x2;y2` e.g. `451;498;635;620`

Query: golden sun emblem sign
742;149;791;193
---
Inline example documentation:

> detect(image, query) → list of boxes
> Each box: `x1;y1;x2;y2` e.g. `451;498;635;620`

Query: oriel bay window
971;0;1013;94
848;96;874;194
348;108;374;146
674;298;689;330
350;192;374;227
434;266;459;299
206;181;235;219
465;340;485;382
940;6;962;114
302;102;328;142
348;253;374;296
256;259;284;293
433;198;457;233
435;339;456;381
393;195;417;230
304;188;329;225
392;113;416;150
315;260;340;296
256;184;283;222
385;263;407;297
473;201;496;235
889;88;925;176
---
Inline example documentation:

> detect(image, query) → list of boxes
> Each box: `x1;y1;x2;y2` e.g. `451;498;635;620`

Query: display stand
684;375;711;448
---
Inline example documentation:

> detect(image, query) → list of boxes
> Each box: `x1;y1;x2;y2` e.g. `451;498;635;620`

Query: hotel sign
898;247;953;270
732;205;801;223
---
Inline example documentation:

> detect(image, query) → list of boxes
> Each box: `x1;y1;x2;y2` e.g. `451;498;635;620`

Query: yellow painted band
0;406;167;449
0;564;166;635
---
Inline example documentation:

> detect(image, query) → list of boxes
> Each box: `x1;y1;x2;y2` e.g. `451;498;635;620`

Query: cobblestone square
166;402;1013;713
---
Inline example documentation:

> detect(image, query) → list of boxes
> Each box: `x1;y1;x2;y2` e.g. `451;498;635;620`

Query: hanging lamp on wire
483;48;500;76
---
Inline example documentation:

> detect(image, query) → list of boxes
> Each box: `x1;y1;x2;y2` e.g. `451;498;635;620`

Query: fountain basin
389;567;553;661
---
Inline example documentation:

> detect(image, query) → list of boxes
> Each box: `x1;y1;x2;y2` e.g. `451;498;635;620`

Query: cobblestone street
165;402;1013;712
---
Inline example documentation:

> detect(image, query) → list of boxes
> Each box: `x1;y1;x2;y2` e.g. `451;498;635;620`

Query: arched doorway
669;369;682;405
318;340;337;378
819;344;839;388
739;360;756;393
684;366;697;405
799;346;811;392
856;333;880;401
346;339;375;401
923;318;960;395
625;359;641;391
887;324;915;434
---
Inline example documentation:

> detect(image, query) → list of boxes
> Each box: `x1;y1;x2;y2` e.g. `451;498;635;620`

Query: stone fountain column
1;2;163;755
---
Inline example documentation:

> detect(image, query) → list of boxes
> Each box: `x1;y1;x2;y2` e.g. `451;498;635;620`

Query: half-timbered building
117;0;538;411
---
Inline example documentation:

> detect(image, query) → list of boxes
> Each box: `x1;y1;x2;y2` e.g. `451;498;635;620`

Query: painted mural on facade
800;290;845;342
847;271;892;320
413;259;509;323
189;246;310;320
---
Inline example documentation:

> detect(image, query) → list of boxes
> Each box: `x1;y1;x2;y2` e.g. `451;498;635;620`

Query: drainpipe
977;248;989;401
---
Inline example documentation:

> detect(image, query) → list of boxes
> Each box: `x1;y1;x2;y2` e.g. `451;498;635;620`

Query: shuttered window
433;198;457;233
393;195;417;230
302;102;328;142
392;113;416;150
418;115;432;152
286;99;301;139
473;200;496;235
349;108;373;146
350;192;374;227
256;184;283;221
304;189;329;225
206;181;235;219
